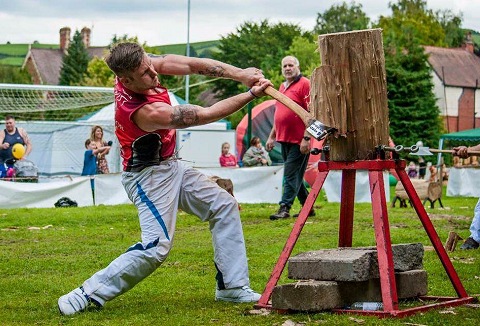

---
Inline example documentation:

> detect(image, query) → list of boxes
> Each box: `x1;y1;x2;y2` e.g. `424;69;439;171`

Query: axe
264;86;335;140
412;147;480;156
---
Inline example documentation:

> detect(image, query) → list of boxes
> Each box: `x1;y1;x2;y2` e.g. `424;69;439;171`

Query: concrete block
288;248;376;282
288;243;424;281
338;269;428;304
272;270;428;312
272;280;342;311
358;243;424;275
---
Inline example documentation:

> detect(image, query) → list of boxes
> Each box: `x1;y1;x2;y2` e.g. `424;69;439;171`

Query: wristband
248;89;258;98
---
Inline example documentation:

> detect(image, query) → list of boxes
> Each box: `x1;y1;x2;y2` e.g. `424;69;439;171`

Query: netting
0;84;119;179
0;83;113;113
15;120;121;178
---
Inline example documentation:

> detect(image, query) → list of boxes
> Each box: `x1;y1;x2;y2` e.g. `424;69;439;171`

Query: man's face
281;57;300;81
123;55;159;92
5;118;15;133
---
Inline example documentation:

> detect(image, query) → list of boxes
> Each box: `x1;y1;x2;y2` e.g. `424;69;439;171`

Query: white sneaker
58;287;100;315
215;286;261;303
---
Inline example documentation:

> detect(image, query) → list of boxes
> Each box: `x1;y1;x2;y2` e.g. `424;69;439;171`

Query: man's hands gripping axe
263;86;335;141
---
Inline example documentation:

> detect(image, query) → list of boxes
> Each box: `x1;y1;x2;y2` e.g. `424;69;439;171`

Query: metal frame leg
255;171;328;308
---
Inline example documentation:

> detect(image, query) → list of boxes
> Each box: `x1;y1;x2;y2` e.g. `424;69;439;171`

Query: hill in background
0;40;220;67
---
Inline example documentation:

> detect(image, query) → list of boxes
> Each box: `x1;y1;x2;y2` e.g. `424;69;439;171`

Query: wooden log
427;181;442;201
444;231;463;252
395;179;430;200
310;29;389;161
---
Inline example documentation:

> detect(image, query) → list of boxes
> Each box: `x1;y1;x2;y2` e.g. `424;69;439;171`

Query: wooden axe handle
264;86;313;126
429;148;480;155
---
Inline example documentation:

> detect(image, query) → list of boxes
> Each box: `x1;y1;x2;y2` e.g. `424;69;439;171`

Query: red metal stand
254;159;474;317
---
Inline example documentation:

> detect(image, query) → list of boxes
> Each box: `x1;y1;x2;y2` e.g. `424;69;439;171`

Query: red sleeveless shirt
114;79;176;172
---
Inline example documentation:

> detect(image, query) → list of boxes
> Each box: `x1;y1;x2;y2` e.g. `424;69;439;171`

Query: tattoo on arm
198;65;225;77
147;54;168;58
171;105;200;128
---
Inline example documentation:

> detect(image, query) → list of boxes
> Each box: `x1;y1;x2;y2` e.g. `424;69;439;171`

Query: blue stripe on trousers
126;181;170;253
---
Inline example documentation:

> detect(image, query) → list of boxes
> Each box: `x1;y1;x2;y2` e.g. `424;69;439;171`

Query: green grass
0;43;30;56
0;43;60;66
155;40;220;56
0;187;479;325
0;57;25;66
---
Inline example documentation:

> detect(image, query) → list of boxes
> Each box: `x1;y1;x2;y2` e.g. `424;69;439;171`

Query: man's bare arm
0;130;5;149
151;54;261;88
134;79;272;132
135;94;252;131
19;128;32;156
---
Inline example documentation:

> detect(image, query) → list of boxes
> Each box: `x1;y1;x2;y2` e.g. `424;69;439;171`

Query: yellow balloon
12;143;25;160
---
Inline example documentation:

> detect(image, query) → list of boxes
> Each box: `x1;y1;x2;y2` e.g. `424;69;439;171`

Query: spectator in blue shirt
82;139;110;176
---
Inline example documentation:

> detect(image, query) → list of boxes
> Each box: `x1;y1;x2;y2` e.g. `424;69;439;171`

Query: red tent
236;100;283;164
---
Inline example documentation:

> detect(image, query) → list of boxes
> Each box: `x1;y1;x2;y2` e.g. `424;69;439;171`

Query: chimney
464;32;474;54
81;27;91;48
59;27;71;52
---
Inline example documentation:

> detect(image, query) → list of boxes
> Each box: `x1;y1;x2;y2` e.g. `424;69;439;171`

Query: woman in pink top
219;142;238;167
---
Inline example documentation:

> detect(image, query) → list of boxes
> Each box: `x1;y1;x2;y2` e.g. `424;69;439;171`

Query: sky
0;0;479;46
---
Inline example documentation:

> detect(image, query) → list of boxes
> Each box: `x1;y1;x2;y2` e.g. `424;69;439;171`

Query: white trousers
82;160;250;305
470;198;480;243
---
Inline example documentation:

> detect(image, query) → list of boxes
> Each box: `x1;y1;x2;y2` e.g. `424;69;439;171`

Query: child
82;139;111;176
407;161;418;178
242;136;271;167
219;142;238;167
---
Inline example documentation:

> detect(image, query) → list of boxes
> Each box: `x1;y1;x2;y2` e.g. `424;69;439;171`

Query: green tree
59;30;90;86
110;34;139;48
314;1;370;34
377;0;446;47
213;20;309;127
435;9;464;47
214;20;308;95
385;39;443;150
377;0;466;48
377;0;452;150
286;36;319;78
0;65;31;84
83;55;113;87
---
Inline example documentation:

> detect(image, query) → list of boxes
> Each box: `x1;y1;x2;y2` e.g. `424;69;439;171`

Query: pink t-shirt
273;75;310;144
219;154;237;167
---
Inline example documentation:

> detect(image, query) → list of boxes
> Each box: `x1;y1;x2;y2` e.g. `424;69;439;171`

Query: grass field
154;40;220;57
0;186;479;325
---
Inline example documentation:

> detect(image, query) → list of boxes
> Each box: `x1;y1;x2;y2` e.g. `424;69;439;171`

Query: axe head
306;119;335;141
410;146;433;156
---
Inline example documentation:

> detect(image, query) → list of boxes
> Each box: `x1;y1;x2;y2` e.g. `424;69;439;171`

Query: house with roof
424;33;480;133
22;27;106;85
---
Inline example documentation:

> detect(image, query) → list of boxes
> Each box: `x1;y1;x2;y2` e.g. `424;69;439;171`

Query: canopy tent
440;128;480;197
440;128;480;142
438;128;480;166
236;100;282;164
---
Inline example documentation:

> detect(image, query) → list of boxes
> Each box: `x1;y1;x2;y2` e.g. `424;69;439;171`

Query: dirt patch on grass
428;214;471;221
